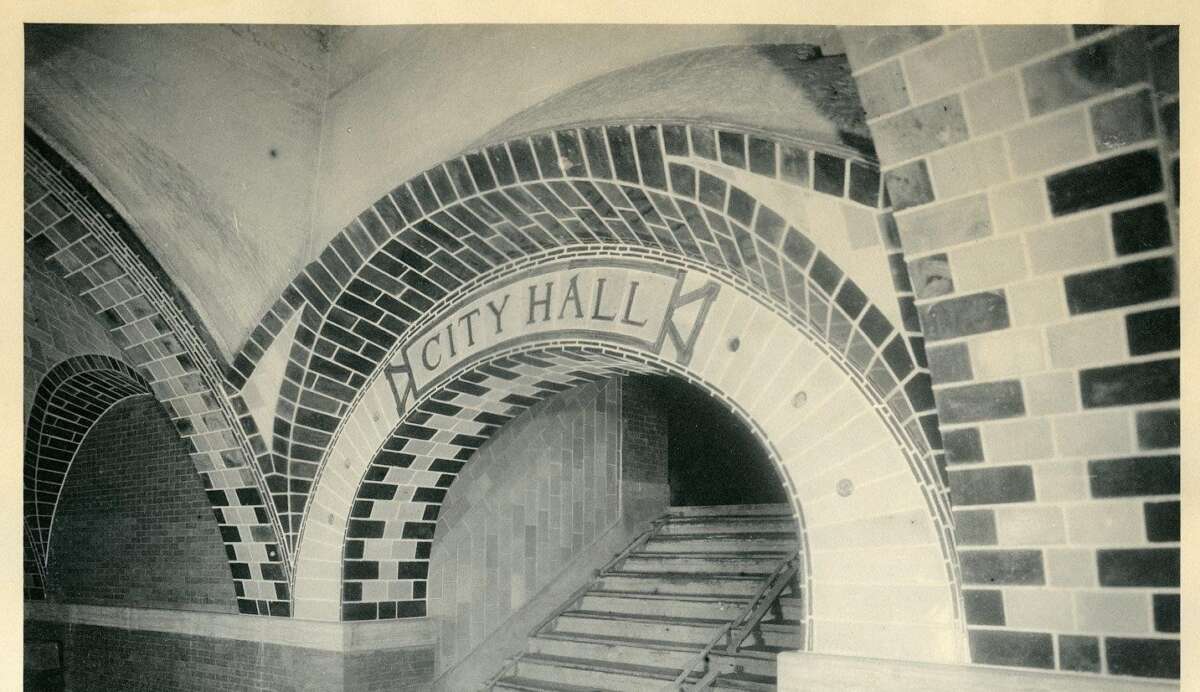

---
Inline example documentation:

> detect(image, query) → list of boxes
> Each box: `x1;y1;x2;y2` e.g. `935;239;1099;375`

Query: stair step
491;674;600;691
645;533;798;553
597;571;765;597
666;503;793;517
618;552;791;575
757;622;805;649
552;610;725;646
712;670;779;691
511;653;678;692
657;517;797;535
708;649;779;678
529;632;701;670
578;590;748;620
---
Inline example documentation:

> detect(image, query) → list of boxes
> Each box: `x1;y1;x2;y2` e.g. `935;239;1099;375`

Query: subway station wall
45;396;237;612
428;377;669;673
843;24;1179;680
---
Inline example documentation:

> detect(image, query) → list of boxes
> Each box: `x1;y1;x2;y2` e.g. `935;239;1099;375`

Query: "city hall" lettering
403;262;681;392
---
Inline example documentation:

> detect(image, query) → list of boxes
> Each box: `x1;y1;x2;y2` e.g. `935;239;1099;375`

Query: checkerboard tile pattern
24;132;290;616
844;24;1179;679
341;346;658;620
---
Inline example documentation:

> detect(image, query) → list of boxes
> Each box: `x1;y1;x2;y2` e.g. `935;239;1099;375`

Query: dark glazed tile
1064;257;1174;315
1090;89;1155;151
581;127;613;179
554;130;587;177
968;629;1053;669
1125;306;1179;355
934;379;1024;424
1047;149;1163;216
1023;31;1147;116
950;465;1035;505
1112;203;1171;256
1136;408;1179;449
779;145;809;187
808;252;843;294
782;228;815;268
606;126;639;183
1097;548;1179;587
813;153;846;196
954;509;997;545
963;589;1005;625
834;280;868;319
1058;635;1101;673
1153;594;1180;633
1089;455;1179;497
942;427;984;464
918;291;1009;342
961;549;1045;586
1080;358;1178;408
633;126;667;190
718;131;746;168
927;343;973;384
661;124;689;156
690;126;717;160
746;138;776;177
1105;637;1179;679
1144;501;1179;542
848;162;881;207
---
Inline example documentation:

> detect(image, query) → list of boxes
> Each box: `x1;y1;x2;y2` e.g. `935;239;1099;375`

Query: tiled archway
233;120;941;549
23;354;149;597
23;131;291;615
277;240;965;661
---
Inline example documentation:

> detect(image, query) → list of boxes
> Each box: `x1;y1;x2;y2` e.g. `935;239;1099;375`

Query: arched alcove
24;354;150;594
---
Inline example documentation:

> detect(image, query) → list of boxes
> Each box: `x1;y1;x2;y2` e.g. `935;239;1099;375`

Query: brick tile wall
427;377;630;671
46;396;237;613
620;376;670;520
24;619;433;691
23;244;125;420
843;24;1179;680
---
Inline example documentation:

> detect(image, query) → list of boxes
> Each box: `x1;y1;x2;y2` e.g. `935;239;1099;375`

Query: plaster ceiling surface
25;23;865;363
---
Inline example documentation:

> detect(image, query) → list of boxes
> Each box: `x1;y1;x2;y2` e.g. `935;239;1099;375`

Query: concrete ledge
23;602;437;653
777;651;1179;691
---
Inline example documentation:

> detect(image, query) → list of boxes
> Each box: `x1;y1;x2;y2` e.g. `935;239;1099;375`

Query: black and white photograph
13;8;1187;691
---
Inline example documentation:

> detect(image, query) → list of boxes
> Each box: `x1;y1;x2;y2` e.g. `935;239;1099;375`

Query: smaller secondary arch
23;354;150;594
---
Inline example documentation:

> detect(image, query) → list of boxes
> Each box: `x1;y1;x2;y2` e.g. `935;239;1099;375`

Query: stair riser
620;556;785;574
709;654;777;678
760;628;804;649
529;638;697;670
666;504;793;518
659;520;796;535
579;593;746;620
711;679;776;692
597;574;762;596
552;614;721;644
646;537;798;553
512;660;657;692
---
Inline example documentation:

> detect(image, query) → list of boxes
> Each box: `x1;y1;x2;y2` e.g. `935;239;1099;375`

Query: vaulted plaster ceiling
25;24;863;362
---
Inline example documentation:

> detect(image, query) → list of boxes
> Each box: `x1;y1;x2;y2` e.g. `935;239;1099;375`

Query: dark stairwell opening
637;375;787;507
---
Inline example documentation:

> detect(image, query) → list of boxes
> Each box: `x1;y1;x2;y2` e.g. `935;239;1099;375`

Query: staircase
485;504;803;691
